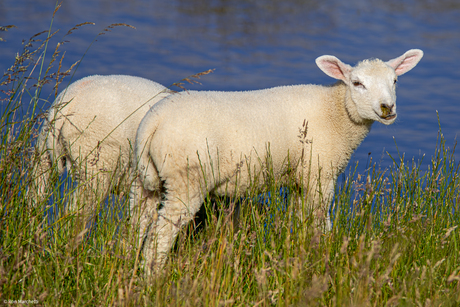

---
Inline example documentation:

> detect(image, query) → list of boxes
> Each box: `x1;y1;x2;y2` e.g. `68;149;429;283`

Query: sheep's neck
330;82;373;172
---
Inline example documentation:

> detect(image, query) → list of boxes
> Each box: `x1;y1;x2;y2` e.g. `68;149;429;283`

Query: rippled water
1;0;460;172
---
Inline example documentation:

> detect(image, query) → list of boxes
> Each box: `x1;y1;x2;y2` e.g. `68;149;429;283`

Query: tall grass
1;10;460;307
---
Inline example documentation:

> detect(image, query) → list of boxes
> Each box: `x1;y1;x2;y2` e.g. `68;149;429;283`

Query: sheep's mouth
375;111;396;121
379;113;396;120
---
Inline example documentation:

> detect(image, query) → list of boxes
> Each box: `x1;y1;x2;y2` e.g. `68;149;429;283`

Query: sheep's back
148;84;335;185
52;75;169;166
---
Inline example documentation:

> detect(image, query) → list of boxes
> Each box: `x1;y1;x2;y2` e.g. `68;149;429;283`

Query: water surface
1;0;459;173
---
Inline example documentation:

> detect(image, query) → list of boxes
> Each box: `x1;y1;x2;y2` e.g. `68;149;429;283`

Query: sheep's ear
316;55;352;81
386;49;424;76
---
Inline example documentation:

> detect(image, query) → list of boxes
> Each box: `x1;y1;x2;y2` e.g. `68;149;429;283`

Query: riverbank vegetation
1;10;459;306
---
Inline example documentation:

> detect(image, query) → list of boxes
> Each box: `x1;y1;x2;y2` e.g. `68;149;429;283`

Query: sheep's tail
135;109;162;192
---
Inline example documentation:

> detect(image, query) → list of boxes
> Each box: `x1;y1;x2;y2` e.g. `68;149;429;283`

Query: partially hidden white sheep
33;75;171;219
133;49;423;274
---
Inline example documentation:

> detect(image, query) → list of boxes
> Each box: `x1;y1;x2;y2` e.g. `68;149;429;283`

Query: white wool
133;50;424;274
32;75;171;217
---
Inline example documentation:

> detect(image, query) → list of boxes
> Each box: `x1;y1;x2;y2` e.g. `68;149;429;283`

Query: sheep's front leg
295;176;334;233
313;178;334;232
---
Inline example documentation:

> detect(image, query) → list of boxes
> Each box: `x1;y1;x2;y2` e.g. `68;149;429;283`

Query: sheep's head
315;49;424;125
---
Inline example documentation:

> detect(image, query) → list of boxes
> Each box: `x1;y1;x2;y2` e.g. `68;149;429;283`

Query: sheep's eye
353;81;364;88
394;79;397;85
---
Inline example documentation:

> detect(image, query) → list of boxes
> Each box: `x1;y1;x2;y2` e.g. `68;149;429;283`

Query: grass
1;8;460;306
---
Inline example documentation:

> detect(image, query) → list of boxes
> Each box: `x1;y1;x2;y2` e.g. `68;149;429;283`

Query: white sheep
32;74;171;220
133;49;423;274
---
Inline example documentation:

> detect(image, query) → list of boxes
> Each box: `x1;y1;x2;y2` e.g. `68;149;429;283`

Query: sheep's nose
380;102;396;119
380;103;394;113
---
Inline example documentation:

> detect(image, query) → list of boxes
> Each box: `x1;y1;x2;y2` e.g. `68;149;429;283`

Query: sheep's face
348;60;397;125
316;49;423;126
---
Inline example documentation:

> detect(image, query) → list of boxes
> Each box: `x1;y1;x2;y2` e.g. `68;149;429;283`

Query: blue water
1;0;459;174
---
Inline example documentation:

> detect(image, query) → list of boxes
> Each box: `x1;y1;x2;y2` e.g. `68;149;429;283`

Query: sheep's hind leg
66;168;111;232
29;139;53;207
142;192;203;276
129;182;161;256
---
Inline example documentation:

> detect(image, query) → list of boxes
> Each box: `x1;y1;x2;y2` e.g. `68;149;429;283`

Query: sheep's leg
64;138;126;220
142;182;204;275
29;125;54;207
66;166;112;230
142;200;201;275
312;177;334;232
128;179;142;224
295;176;334;232
292;194;331;232
30;151;52;207
129;181;161;253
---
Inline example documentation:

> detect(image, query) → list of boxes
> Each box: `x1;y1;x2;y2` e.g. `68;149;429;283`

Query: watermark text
3;300;39;305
